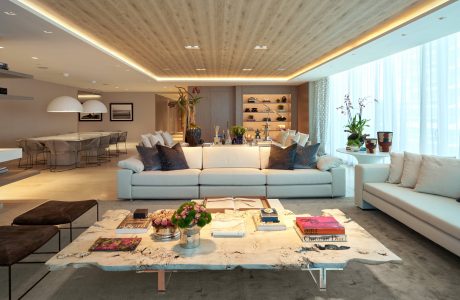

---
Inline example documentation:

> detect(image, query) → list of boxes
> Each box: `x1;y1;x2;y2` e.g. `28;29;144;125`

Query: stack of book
116;214;151;234
295;216;346;242
0;167;8;174
253;208;286;231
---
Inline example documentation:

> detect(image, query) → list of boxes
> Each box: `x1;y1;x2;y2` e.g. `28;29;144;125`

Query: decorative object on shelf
244;108;251;112
171;201;212;249
110;103;133;121
151;209;179;240
247;115;254;120
276;98;281;103
262;99;271;103
214;125;220;144
255;129;261;139
337;94;377;148
248;97;257;103
0;62;8;70
251;107;258;112
276;116;286;121
225;129;232;144
0;87;7;95
365;138;378;154
245;133;253;143
262;117;271;122
231;126;246;144
377;131;393;152
281;96;287;103
277;104;284;110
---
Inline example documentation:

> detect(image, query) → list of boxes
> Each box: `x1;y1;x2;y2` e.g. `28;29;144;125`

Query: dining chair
17;139;47;169
78;137;100;167
97;135;111;163
117;131;128;154
44;140;79;172
108;132;120;157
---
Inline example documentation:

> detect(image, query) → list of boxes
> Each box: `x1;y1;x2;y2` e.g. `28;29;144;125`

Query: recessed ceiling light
163;86;168;88
115;86;119;89
91;80;97;84
401;33;407;36
31;56;39;60
185;45;200;49
242;68;252;71
125;69;130;72
195;68;206;71
254;45;268;50
37;66;48;69
63;72;70;77
3;11;16;16
43;30;53;34
163;68;171;71
124;88;129;91
276;68;286;71
0;46;4;49
438;16;446;20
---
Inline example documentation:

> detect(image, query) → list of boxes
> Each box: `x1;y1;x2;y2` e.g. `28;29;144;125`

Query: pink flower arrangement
171;202;212;228
151;209;175;228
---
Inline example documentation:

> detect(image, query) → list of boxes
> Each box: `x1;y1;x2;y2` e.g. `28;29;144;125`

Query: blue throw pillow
294;143;320;169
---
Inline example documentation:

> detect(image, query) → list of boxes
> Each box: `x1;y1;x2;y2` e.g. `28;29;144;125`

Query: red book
296;216;345;235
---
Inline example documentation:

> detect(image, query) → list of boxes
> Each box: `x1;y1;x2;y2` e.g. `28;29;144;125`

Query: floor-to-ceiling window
325;31;460;161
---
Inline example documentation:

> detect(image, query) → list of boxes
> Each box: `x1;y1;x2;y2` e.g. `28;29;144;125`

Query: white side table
336;148;389;164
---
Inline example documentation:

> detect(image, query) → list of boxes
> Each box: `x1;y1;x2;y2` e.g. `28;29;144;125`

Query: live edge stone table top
46;205;401;291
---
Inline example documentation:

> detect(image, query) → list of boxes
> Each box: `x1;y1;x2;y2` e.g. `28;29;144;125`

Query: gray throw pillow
136;145;161;171
156;143;189;171
294;143;320;169
267;143;297;170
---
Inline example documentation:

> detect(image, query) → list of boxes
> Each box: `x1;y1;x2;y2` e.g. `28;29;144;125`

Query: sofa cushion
387;152;404;184
203;146;260;169
259;146;271;169
118;157;144;173
400;152;422;188
415;155;460;199
161;131;175;147
136;145;161;171
199;168;266;185
294;143;320;169
317;155;342;171
267;144;297;170
182;146;203;169
263;169;332;185
156;143;189;171
147;134;162;148
364;182;460;239
132;169;201;186
140;134;152;147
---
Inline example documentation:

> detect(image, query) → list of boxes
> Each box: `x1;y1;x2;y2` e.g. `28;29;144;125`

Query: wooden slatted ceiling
29;0;422;78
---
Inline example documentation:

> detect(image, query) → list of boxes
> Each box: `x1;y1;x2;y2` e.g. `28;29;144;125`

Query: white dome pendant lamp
82;99;108;113
47;96;83;112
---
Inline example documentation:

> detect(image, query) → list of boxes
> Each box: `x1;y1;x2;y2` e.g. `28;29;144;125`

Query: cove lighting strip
12;0;452;82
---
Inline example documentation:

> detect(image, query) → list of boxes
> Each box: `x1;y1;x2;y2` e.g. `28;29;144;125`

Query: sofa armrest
355;164;390;209
330;165;346;197
117;169;133;199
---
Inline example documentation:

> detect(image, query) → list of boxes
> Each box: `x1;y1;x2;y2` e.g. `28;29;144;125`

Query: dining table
28;132;120;166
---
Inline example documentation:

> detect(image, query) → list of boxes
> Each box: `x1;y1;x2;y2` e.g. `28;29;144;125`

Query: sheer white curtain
325;31;460;162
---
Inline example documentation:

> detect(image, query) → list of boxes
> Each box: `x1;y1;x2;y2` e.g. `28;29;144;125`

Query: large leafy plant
171;86;202;129
171;201;212;228
231;125;246;137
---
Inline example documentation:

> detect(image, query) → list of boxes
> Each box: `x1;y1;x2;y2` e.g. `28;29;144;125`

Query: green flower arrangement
171;201;212;228
231;125;246;137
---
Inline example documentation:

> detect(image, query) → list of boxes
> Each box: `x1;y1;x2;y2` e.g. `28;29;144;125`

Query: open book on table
204;196;269;213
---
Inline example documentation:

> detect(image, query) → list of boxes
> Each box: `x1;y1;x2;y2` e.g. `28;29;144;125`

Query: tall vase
179;225;200;249
377;131;393;152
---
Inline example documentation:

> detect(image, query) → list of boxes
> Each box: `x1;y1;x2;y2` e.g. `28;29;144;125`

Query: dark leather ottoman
0;225;58;300
12;200;99;242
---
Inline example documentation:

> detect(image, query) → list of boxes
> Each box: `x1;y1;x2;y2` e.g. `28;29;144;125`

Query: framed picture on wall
110;103;133;121
78;113;103;121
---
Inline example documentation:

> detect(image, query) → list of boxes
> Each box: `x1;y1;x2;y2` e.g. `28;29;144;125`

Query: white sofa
118;146;346;200
355;164;460;256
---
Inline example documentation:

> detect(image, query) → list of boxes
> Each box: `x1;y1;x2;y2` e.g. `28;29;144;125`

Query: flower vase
153;225;179;240
377;132;393;152
179;225;200;249
235;135;244;144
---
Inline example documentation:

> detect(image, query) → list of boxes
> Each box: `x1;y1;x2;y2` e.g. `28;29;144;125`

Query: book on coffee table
253;214;286;231
116;215;151;234
294;224;347;242
204;196;270;213
296;216;345;235
89;237;142;251
211;214;246;237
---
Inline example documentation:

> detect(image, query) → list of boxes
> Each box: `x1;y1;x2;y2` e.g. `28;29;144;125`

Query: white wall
0;78;78;147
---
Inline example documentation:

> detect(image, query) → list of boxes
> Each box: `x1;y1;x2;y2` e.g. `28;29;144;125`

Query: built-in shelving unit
242;94;291;140
0;69;34;101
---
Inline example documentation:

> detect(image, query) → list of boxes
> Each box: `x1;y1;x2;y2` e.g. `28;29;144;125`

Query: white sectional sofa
118;146;346;200
355;164;460;256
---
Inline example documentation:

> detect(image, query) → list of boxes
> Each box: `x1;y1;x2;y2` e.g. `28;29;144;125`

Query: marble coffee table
46;201;401;293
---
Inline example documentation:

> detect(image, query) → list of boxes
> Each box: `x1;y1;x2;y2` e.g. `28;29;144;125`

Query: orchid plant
171;202;212;228
337;94;377;147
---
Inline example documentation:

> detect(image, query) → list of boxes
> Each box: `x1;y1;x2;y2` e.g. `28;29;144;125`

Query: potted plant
337;94;377;150
231;125;246;144
171;201;212;249
151;209;178;240
174;86;202;146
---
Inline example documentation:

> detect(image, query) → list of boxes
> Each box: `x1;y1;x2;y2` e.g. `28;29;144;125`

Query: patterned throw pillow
267;143;297;170
136;145;161;171
156;143;189;171
294;143;320;169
